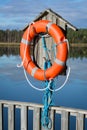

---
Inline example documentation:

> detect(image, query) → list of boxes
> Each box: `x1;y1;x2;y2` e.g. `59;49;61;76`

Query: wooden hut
23;8;77;72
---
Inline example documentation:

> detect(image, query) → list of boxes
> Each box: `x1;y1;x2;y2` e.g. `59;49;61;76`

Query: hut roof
23;8;78;31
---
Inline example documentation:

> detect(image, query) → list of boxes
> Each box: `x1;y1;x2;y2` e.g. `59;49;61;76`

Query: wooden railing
0;100;87;130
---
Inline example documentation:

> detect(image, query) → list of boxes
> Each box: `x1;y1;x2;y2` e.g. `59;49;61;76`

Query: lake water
0;46;87;129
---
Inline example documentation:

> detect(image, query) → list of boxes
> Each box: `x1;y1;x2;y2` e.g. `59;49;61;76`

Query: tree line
0;29;23;43
67;28;87;43
0;28;87;43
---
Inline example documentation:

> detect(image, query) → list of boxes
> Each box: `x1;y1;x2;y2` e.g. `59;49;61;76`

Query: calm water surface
0;46;87;129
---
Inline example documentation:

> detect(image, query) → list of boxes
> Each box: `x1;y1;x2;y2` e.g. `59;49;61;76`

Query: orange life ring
20;20;68;81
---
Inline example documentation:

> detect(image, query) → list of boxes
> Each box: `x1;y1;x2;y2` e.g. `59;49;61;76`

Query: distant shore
0;42;87;47
70;43;87;47
0;42;20;47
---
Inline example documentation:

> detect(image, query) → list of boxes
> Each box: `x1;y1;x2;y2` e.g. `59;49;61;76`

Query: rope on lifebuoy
23;66;52;91
23;38;70;92
17;22;34;68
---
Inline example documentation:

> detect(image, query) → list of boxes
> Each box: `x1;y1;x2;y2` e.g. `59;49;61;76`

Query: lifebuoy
20;20;68;81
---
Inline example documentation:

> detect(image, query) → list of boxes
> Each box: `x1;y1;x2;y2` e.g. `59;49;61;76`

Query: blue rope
41;37;55;129
42;37;49;60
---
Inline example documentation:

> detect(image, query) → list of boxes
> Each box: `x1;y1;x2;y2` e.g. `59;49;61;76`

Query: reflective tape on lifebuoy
20;20;68;81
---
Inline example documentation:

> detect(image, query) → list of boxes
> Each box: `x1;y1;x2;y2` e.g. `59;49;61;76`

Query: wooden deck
0;100;87;130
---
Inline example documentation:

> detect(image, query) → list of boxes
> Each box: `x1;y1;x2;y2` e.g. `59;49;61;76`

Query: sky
0;0;87;30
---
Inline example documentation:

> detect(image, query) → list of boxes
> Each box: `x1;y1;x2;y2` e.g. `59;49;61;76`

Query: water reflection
0;46;19;56
70;47;87;58
0;45;87;58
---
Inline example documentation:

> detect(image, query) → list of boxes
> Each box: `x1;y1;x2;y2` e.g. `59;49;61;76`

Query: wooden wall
33;13;67;70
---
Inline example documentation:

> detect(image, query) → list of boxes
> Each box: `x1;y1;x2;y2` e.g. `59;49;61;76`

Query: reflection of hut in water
23;9;77;71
